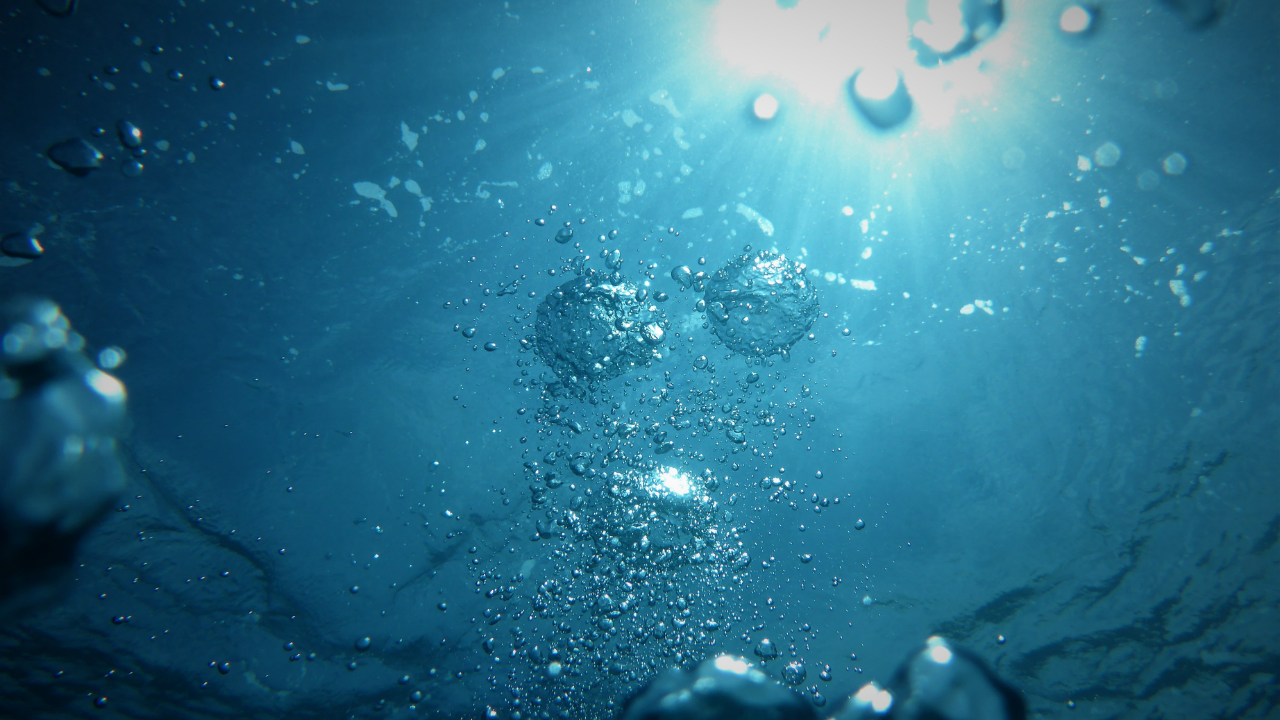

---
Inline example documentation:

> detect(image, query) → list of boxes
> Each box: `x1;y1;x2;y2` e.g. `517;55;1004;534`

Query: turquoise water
0;1;1276;718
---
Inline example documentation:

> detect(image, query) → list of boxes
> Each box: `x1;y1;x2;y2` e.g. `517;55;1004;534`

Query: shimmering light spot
1059;5;1093;34
928;643;953;664
714;655;750;674
85;369;126;402
753;93;779;120
856;683;894;713
657;466;691;496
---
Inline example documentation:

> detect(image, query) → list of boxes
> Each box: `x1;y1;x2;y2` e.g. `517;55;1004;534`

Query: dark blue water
0;1;1276;718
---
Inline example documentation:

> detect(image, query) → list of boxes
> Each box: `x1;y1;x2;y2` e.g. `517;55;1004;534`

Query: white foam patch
850;279;876;291
295;34;311;44
673;127;690;150
682;207;703;219
537;163;553;180
1169;279;1192;307
621;109;643;128
735;204;774;236
326;81;349;91
290;141;305;155
353;182;397;217
492;67;506;80
404;179;422;197
476;180;518;199
353;180;381;197
474;138;487;152
400;122;419;152
649;89;682;118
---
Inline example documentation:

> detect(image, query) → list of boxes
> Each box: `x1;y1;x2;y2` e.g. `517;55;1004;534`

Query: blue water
0;0;1276;718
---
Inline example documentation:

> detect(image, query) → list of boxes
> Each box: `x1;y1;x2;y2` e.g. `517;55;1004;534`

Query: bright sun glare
656;466;691;496
712;0;913;105
710;0;1013;127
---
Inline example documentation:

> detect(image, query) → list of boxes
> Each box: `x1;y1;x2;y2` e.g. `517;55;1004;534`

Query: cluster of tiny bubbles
420;208;888;719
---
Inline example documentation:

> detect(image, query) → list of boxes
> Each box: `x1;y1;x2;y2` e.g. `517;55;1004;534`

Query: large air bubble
702;248;818;357
534;268;667;391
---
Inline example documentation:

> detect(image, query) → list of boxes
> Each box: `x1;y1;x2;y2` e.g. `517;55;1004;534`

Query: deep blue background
0;0;1276;718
